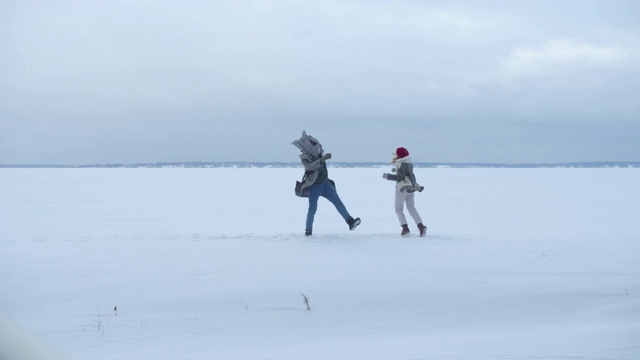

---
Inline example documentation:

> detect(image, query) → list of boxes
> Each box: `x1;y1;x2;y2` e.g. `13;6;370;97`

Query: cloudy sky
2;0;639;164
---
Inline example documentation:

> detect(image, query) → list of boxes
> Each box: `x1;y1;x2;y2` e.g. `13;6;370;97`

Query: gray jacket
385;157;424;193
292;131;331;197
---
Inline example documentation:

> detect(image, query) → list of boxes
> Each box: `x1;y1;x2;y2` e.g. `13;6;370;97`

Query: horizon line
2;161;639;169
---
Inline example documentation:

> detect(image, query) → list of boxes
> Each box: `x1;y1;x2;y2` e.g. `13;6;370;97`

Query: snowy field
1;167;639;360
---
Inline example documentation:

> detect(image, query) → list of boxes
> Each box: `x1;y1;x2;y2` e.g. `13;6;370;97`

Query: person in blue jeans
292;131;361;236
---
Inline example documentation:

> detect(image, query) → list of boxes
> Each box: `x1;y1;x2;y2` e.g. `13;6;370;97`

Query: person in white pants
382;147;427;237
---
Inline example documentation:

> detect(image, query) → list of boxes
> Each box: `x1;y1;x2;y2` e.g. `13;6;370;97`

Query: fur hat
394;147;409;159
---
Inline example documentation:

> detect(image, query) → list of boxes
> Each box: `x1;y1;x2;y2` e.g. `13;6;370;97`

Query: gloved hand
382;173;389;179
322;153;332;161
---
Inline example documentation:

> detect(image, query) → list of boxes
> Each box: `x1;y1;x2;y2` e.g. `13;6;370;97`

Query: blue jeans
306;180;351;232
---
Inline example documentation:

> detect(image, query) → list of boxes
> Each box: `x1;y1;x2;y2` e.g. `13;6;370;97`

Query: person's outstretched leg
323;181;360;230
322;181;351;221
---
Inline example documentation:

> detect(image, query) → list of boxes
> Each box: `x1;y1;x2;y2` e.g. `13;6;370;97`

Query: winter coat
385;157;424;193
292;131;332;197
295;153;331;197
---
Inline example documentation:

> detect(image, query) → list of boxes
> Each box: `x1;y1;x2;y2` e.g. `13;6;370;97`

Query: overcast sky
2;0;639;164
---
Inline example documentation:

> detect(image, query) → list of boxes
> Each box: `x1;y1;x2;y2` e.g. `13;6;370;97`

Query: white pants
395;189;423;225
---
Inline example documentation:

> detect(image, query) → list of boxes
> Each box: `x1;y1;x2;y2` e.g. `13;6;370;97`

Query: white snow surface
1;168;639;360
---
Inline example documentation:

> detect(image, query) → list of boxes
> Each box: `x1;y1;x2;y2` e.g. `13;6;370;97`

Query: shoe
347;217;361;231
401;224;410;237
305;230;312;237
417;223;427;237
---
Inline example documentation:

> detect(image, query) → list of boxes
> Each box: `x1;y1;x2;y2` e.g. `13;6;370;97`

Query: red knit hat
395;147;409;158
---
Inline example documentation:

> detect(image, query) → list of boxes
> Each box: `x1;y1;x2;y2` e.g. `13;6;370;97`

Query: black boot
347;217;361;231
305;230;312;237
417;223;427;237
401;224;410;237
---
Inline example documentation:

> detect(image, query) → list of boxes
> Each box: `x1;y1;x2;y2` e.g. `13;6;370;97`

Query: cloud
498;38;640;82
2;0;640;164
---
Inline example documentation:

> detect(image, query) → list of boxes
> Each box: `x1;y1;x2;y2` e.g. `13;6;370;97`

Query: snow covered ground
1;167;639;360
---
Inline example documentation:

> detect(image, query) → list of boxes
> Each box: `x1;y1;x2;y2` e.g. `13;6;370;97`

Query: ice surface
1;168;639;359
